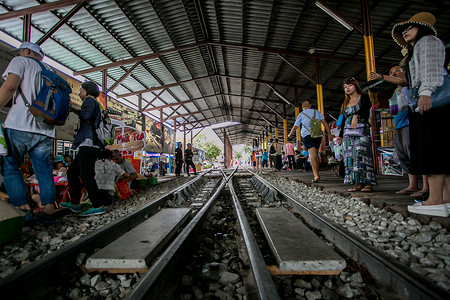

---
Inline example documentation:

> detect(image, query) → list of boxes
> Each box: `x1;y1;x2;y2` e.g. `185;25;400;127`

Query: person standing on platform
252;139;262;174
63;81;105;216
275;138;282;171
337;78;376;192
262;148;268;168
175;142;183;176
285;137;295;170
288;101;332;182
0;42;57;224
369;65;429;198
184;143;197;176
268;139;276;172
391;12;450;217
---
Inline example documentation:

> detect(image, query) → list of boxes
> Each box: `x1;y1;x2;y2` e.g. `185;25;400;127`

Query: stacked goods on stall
380;110;395;147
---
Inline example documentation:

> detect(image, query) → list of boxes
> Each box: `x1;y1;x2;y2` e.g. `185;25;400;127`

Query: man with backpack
61;81;105;216
0;42;58;224
288;101;333;183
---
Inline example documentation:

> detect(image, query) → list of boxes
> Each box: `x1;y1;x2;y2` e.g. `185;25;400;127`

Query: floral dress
342;102;376;186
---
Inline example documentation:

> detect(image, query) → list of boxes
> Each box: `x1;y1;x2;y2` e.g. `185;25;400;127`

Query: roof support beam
277;54;316;85
163;105;182;122
261;102;283;119
267;84;295;107
0;0;88;21
107;60;141;93
143;99;195;112
208;41;391;68
193;128;204;139
256;112;275;127
35;1;85;45
141;89;166;111
73;42;206;76
117;75;212;98
22;14;31;42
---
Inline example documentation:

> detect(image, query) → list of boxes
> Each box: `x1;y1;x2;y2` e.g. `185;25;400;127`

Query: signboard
107;97;140;127
163;125;176;154
143;116;162;152
107;126;146;152
107;126;146;174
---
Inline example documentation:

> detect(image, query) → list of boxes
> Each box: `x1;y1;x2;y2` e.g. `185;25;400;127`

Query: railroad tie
256;207;346;275
84;208;192;274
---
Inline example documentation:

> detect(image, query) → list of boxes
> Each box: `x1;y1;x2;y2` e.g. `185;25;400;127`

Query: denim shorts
302;135;322;150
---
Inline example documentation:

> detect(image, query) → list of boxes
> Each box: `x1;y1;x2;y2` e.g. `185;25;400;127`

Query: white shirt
253;146;262;157
2;56;55;138
95;159;125;190
409;35;446;97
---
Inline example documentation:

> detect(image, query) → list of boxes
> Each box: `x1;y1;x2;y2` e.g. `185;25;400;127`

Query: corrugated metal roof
0;0;449;145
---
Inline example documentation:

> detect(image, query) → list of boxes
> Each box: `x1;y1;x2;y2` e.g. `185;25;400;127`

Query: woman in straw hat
392;12;450;217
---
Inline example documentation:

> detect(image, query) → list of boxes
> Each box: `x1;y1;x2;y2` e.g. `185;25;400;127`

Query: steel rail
228;177;281;300
0;172;210;299
250;171;449;300
125;173;228;299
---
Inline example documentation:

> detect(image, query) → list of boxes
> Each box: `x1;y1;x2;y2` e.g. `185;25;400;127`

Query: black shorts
302;135;322;150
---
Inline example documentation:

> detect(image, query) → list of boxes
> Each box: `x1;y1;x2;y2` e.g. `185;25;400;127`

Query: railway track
1;167;448;299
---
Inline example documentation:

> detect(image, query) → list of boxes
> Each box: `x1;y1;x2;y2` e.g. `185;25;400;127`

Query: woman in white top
392;12;450;217
252;139;262;174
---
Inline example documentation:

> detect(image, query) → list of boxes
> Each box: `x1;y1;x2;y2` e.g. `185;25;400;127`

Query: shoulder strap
23;56;47;72
300;111;312;120
15;57;47;107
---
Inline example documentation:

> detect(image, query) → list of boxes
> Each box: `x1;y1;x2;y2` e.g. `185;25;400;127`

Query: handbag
406;72;450;110
343;123;365;137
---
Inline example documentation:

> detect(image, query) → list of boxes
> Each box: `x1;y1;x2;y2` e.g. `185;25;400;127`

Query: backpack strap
15;57;50;107
300;110;315;134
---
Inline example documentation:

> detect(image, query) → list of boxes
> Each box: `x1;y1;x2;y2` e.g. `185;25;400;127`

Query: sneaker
59;202;82;213
21;209;37;226
37;212;58;224
408;203;449;217
80;200;92;208
79;206;105;217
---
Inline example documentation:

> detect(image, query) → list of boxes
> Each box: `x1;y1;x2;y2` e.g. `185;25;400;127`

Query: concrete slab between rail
85;208;192;273
256;207;345;273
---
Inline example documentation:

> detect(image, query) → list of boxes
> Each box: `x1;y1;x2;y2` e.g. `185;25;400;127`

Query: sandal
348;185;363;192
312;176;320;183
410;191;428;198
361;187;373;192
395;189;417;195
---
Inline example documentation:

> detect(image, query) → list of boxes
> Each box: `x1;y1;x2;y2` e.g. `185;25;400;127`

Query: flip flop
312;176;320;183
395;189;416;195
361;187;373;192
348;186;363;192
411;191;428;197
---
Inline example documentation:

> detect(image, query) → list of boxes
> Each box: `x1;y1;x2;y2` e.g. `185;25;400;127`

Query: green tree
234;151;242;161
203;142;222;162
243;145;252;154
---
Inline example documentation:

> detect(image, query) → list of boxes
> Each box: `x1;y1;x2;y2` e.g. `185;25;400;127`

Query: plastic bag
116;180;132;200
0;123;7;156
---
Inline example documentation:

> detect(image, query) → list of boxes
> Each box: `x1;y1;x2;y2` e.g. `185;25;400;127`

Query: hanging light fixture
314;0;363;35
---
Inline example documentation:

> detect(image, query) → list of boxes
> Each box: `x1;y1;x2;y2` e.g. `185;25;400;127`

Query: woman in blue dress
338;77;376;192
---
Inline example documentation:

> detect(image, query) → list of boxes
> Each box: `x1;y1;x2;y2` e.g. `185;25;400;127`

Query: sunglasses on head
343;77;356;83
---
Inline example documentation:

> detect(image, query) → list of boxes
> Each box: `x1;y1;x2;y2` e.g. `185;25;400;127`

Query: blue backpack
17;57;72;126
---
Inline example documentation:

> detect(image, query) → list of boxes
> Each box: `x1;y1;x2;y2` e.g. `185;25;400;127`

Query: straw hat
391;12;437;48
